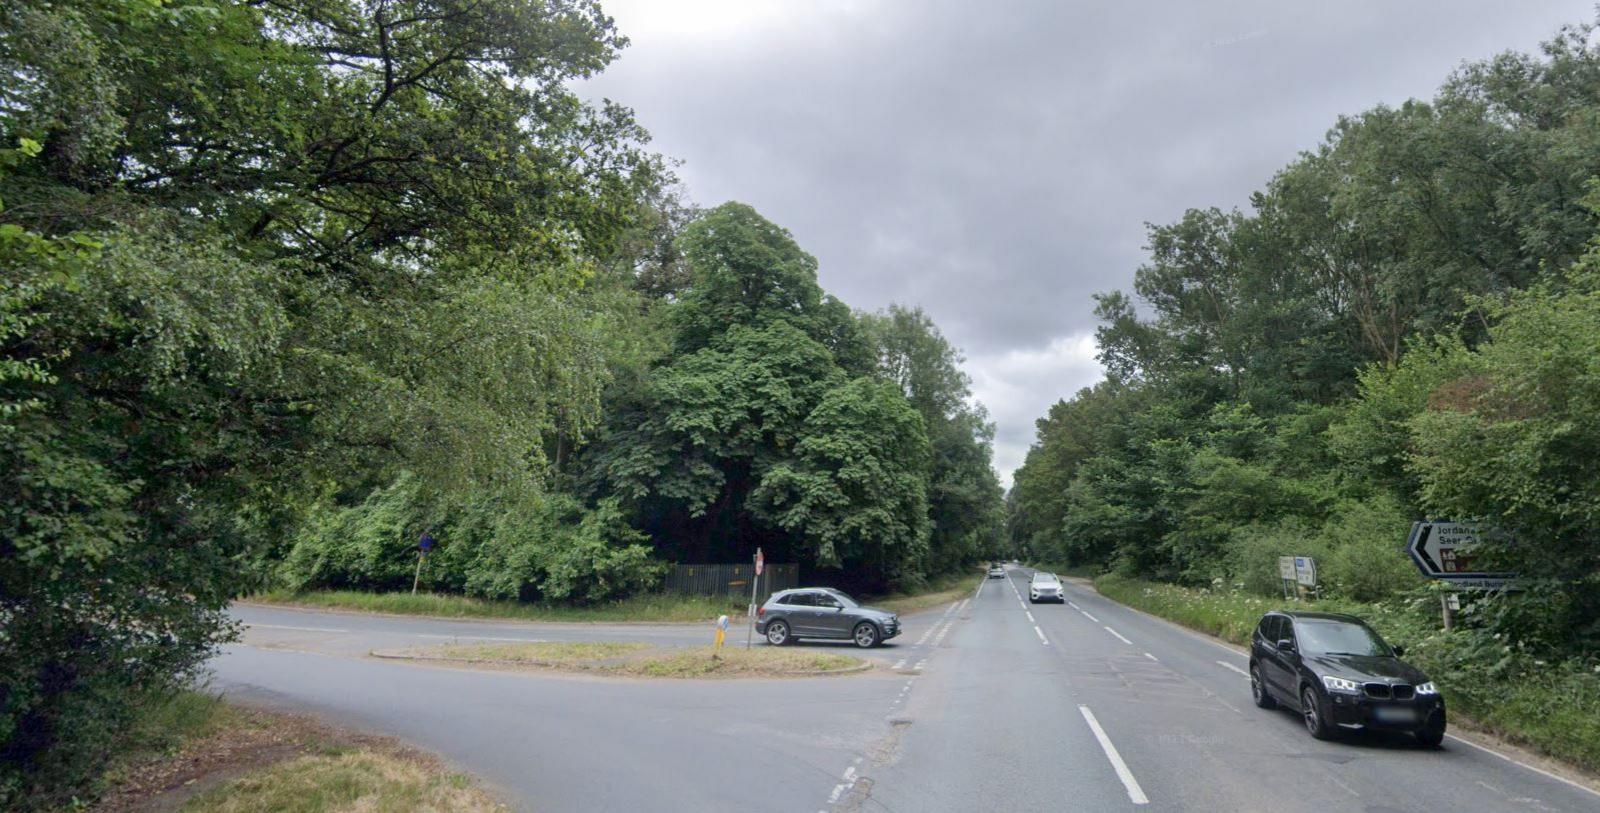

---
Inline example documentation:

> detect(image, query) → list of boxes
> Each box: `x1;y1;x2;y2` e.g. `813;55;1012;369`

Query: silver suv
755;588;901;648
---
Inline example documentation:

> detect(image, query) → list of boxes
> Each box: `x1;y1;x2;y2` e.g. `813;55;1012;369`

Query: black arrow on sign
1411;524;1441;573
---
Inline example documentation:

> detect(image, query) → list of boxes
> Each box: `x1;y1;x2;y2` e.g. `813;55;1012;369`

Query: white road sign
1406;521;1516;589
1278;556;1295;581
1294;557;1317;587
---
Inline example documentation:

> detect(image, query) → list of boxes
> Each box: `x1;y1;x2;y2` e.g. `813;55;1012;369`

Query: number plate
1373;706;1417;724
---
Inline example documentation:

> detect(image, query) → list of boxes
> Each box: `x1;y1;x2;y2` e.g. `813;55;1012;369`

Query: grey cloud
579;0;1592;483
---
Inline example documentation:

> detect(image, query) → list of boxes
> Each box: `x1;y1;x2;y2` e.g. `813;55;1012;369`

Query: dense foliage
1010;20;1600;658
0;2;1003;805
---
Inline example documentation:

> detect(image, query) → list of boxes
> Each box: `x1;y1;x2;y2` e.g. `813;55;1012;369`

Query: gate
664;563;798;602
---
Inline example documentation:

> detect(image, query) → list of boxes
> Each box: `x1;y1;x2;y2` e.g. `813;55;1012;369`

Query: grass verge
400;641;865;678
92;694;504;812
251;569;983;626
179;750;502;813
1093;573;1600;774
248;589;742;623
871;569;982;616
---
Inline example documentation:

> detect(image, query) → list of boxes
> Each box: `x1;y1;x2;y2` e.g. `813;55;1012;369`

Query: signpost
412;532;434;595
1406;521;1517;629
745;548;764;650
1293;557;1316;587
1277;556;1296;600
1405;522;1516;590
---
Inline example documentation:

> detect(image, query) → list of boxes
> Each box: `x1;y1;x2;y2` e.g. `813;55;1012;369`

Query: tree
0;0;662;805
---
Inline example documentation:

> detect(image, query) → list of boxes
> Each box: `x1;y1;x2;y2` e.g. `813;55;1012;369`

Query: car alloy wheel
853;622;879;648
1250;665;1275;709
1302;686;1332;740
766;620;790;646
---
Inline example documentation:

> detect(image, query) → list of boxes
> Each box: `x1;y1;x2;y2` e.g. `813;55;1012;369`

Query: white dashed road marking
1080;610;1100;623
1079;705;1150;805
1104;626;1132;646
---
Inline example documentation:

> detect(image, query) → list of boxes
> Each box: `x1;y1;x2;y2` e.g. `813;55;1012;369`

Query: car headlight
1416;681;1438;695
1322;675;1361;693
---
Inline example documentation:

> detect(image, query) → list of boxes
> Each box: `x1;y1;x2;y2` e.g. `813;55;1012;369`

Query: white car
1029;572;1064;603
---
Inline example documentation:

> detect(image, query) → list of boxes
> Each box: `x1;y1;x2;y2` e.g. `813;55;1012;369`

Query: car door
782;592;820;636
812;593;850;637
1264;617;1300;701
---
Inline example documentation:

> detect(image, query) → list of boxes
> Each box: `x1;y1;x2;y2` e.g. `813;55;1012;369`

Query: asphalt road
212;570;1600;812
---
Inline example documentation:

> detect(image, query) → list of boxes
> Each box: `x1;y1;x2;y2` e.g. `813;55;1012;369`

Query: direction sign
1406;521;1516;589
418;532;434;553
1294;556;1317;588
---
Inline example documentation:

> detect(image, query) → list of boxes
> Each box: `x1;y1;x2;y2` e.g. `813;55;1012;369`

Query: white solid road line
1216;660;1250;677
1079;705;1150;805
1446;734;1600;800
246;623;350;633
1060;580;1600;802
1104;626;1133;646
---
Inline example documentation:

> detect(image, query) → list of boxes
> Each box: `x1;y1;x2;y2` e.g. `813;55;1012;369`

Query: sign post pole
745;548;764;650
411;532;434;595
1441;593;1454;631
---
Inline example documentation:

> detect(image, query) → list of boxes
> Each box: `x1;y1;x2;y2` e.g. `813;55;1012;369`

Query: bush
1317;496;1425;602
1224;519;1325;597
279;480;664;606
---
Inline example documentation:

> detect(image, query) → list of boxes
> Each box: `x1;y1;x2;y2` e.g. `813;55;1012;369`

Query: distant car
1249;611;1445;746
987;564;1006;578
1028;572;1064;603
755;588;900;648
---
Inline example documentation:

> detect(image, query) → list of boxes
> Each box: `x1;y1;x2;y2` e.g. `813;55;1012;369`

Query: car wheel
1250;664;1276;709
1301;686;1333;740
852;622;880;648
765;620;791;646
1415;711;1446;748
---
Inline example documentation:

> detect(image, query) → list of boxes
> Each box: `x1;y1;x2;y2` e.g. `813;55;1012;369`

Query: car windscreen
1295;620;1392;657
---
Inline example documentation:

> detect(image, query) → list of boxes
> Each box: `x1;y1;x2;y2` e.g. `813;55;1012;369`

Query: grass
93;693;506;812
88;691;241;806
432;641;651;664
249;589;742;623
252;569;985;626
405;641;864;678
180;750;503;813
871;569;982;616
1093;572;1600;774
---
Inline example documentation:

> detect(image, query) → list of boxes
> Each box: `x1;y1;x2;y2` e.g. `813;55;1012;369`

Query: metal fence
664;563;798;602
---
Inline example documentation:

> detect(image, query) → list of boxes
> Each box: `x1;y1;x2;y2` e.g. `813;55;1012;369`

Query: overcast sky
575;0;1594;486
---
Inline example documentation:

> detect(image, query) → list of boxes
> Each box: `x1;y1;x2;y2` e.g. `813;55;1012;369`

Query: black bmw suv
1249;611;1446;746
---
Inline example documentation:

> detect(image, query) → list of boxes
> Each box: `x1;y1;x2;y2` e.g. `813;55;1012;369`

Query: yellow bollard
713;615;729;660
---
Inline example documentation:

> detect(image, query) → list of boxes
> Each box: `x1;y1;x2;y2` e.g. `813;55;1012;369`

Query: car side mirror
1391;645;1405;657
834;605;844;612
1277;638;1296;653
